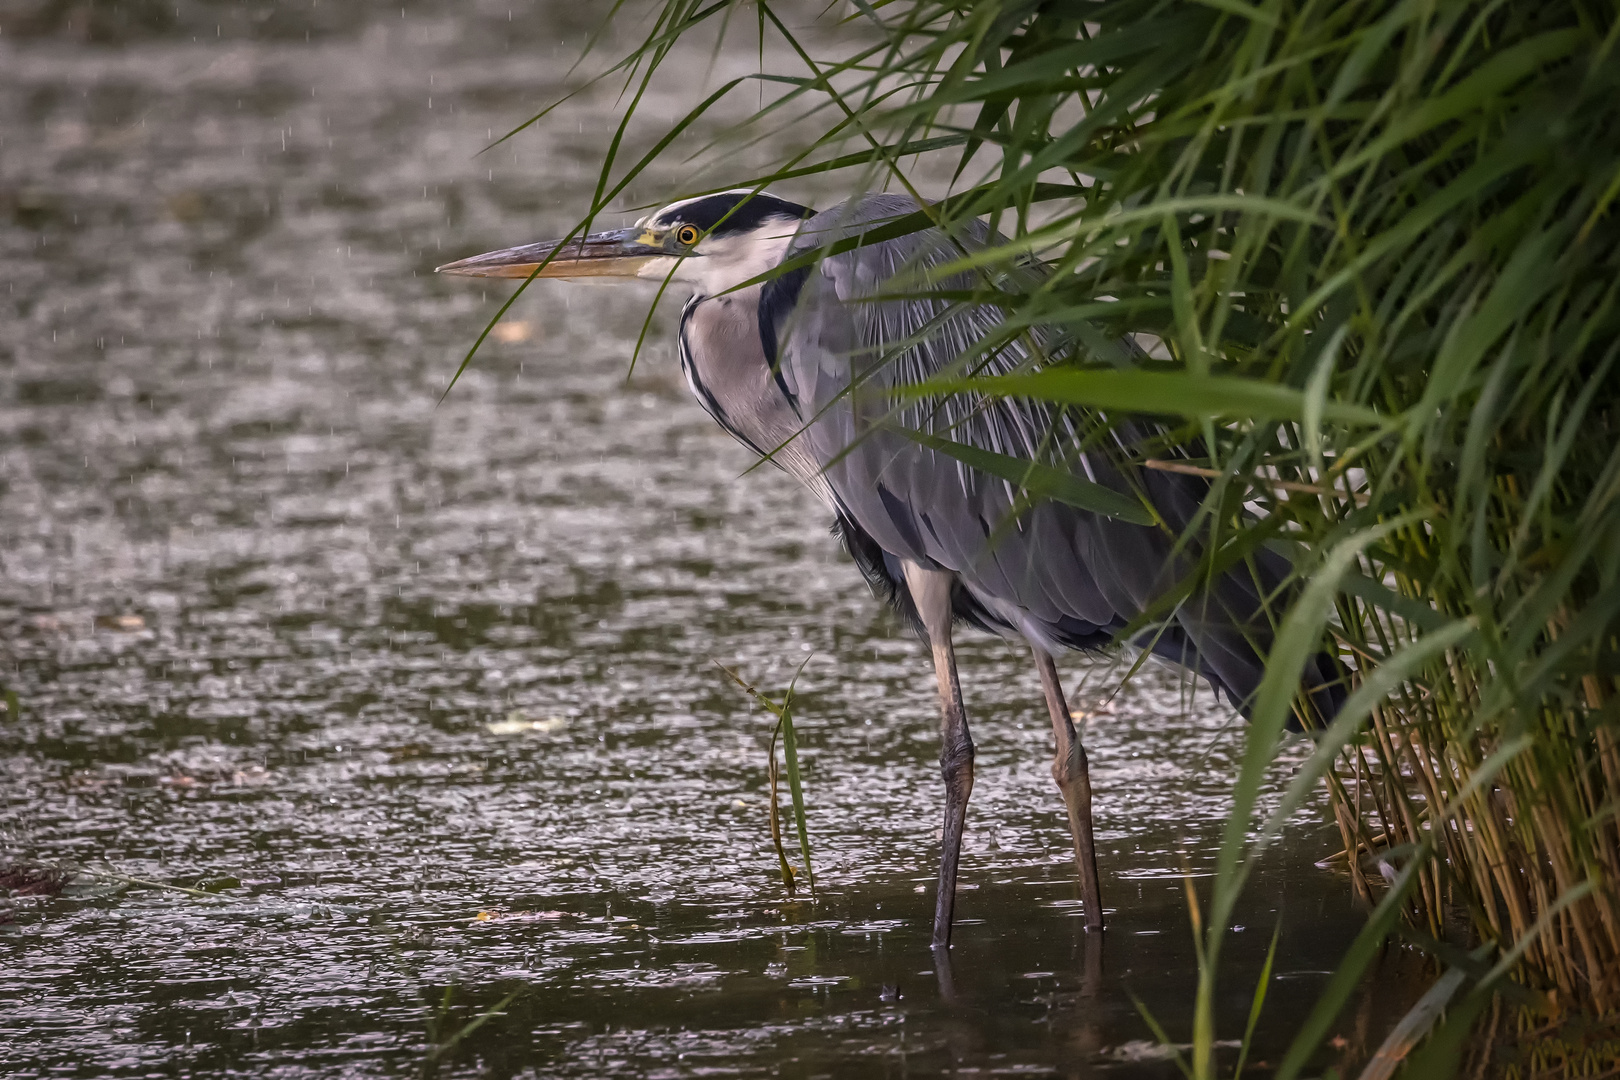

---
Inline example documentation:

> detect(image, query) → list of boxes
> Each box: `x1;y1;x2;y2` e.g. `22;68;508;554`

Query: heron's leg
902;561;974;951
1032;645;1104;932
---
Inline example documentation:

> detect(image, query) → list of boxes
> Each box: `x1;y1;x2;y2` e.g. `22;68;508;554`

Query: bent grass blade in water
14;860;227;901
715;658;816;898
765;732;796;894
1126;992;1193;1080
778;673;815;898
421;983;528;1076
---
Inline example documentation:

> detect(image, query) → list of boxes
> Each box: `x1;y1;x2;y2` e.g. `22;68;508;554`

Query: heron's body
439;189;1343;947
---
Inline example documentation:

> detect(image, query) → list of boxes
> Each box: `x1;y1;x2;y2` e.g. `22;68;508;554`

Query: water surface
1;5;1421;1076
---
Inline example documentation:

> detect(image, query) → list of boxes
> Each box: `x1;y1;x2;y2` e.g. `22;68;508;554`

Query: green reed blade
896;427;1157;525
767;719;796;893
716;658;815;896
778;686;815;897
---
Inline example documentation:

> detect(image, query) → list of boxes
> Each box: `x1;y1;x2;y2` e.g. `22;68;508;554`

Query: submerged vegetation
718;661;817;896
507;0;1620;1072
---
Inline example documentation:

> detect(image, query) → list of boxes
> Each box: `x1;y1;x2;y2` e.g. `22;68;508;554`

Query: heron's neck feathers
664;221;800;297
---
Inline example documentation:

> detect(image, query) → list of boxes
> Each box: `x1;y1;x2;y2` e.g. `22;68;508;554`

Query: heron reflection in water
438;190;1343;949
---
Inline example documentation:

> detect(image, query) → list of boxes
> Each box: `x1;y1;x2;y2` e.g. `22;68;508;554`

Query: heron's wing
774;195;1150;619
773;194;1312;713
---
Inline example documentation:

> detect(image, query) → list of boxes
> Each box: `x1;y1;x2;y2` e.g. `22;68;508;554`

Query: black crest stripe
758;264;810;417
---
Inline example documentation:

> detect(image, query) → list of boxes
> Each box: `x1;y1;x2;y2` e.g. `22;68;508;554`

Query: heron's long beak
434;227;668;279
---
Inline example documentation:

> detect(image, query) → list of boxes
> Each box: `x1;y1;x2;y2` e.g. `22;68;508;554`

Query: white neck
637;220;801;296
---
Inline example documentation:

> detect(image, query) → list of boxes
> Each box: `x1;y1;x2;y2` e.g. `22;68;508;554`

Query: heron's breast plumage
677;289;834;506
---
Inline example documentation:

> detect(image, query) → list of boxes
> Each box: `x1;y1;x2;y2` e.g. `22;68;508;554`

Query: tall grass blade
896;427;1157;525
716;658;816;896
766;729;796;893
908;371;1387;426
778;679;815;897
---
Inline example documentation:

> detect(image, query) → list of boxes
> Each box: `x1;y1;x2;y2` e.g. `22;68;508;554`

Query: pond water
0;4;1425;1076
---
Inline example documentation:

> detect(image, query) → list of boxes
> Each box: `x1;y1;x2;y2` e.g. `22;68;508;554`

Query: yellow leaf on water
472;910;568;924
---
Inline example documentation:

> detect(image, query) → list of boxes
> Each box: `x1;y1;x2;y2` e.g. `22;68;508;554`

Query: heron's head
435;190;814;296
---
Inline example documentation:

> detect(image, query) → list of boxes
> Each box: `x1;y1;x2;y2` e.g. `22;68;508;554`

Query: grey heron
438;190;1344;948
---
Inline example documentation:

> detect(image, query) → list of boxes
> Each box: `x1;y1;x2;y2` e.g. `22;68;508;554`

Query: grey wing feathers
775;194;1340;719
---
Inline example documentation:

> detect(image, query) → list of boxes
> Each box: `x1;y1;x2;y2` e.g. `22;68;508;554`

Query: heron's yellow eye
676;224;701;246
